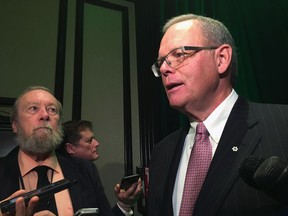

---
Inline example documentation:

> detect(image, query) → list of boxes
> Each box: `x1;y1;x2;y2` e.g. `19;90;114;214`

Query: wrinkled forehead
19;89;59;108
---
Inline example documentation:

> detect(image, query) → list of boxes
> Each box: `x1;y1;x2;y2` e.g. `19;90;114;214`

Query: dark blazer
0;147;124;216
148;97;288;216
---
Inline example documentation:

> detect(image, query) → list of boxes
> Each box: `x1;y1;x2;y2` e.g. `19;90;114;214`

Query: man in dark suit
148;13;288;216
0;86;141;216
58;119;142;209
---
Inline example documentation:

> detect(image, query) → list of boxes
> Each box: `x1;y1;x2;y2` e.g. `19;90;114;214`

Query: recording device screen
0;178;76;214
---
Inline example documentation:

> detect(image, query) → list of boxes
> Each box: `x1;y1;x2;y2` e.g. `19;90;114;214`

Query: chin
168;96;183;106
93;155;99;161
169;102;183;110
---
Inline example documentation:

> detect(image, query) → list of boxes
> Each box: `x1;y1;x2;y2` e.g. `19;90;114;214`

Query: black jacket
148;97;288;216
0;147;124;216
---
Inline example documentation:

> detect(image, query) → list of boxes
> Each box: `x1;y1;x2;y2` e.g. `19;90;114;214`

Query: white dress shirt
172;89;238;215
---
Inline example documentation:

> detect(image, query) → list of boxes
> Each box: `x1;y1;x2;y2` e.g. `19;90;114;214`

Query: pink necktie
179;122;212;215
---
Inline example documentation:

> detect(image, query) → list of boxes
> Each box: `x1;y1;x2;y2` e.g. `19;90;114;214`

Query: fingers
25;196;39;216
0;190;26;216
0;191;39;216
136;178;143;192
127;178;142;195
114;184;121;193
5;190;26;200
14;197;26;216
34;210;56;216
115;178;143;207
14;195;39;216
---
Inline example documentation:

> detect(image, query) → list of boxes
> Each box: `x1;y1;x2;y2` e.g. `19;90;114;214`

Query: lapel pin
232;146;238;152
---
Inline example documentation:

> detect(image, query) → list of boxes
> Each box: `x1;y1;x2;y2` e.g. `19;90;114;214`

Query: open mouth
166;83;183;91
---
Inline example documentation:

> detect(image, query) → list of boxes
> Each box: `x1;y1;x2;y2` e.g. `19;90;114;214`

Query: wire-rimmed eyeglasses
151;46;218;77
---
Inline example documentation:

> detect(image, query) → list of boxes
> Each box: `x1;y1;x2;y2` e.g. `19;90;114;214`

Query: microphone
239;155;265;189
239;155;288;203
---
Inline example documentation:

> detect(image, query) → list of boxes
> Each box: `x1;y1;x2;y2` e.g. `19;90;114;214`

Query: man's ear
216;44;232;74
65;143;76;155
12;121;17;133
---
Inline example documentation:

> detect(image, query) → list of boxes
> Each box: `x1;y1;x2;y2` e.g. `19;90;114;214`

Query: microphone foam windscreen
239;155;265;189
253;156;287;190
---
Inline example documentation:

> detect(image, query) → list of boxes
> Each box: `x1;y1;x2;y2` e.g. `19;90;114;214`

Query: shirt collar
204;89;238;143
18;149;60;177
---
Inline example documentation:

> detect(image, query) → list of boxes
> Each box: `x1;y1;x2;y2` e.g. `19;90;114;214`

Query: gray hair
163;14;238;86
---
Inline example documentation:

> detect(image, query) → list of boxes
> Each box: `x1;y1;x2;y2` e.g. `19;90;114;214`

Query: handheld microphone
239;155;265;189
239;155;288;203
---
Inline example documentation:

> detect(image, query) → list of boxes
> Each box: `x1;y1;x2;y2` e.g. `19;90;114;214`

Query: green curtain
154;0;288;138
135;0;288;163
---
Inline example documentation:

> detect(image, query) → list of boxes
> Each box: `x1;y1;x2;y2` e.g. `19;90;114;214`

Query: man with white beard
0;86;135;216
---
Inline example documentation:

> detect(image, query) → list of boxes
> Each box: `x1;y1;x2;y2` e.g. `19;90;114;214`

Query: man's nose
39;108;50;121
93;138;100;147
160;61;173;77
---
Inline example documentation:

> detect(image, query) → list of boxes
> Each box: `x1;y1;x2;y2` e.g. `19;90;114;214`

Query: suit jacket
0;147;124;216
148;97;288;216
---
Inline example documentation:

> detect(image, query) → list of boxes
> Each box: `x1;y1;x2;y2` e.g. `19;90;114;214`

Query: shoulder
0;146;19;168
150;125;189;165
248;100;288;120
56;152;95;168
234;97;288;121
56;152;99;177
56;152;103;188
153;125;189;151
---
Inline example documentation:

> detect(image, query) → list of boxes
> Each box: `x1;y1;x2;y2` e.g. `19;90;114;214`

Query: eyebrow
157;46;182;60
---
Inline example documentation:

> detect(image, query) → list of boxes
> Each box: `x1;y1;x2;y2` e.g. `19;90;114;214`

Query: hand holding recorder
0;179;75;215
0;190;39;216
114;174;142;212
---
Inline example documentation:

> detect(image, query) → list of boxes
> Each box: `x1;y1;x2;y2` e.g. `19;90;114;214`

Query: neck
22;149;52;162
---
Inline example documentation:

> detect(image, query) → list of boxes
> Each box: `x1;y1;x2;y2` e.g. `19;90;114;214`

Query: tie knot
196;122;209;136
33;165;49;175
33;166;51;188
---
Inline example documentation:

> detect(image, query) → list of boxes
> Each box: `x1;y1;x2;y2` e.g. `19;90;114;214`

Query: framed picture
0;97;17;157
0;97;15;131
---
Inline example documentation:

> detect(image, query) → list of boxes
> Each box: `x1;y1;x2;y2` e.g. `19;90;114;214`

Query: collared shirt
117;202;134;216
18;150;74;215
172;89;238;215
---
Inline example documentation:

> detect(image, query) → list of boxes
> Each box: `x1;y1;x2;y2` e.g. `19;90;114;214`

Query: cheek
51;115;60;125
16;120;32;134
194;59;218;82
182;65;203;89
81;144;92;152
88;145;95;152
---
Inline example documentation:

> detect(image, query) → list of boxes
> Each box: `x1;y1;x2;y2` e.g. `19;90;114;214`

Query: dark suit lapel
56;153;81;212
194;98;261;216
3;147;22;192
150;124;190;216
168;124;190;185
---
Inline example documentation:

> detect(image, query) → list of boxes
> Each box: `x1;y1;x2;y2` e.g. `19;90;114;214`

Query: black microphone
239;155;288;203
239;155;265;189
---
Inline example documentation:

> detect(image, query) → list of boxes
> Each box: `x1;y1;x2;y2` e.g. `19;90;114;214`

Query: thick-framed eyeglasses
151;46;218;77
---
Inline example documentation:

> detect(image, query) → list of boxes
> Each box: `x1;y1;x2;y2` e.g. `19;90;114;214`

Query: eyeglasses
151;46;218;77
